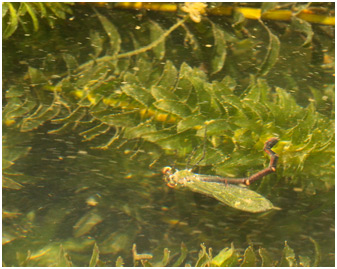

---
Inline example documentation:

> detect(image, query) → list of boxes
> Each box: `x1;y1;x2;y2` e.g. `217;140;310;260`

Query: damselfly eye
162;166;172;175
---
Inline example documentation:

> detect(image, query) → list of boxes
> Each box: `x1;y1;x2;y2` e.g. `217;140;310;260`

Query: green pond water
3;3;334;266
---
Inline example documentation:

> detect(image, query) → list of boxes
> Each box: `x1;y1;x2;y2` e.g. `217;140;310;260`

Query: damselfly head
161;166;178;188
162;166;172;175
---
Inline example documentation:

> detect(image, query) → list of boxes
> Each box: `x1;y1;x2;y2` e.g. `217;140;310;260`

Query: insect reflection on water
162;138;280;213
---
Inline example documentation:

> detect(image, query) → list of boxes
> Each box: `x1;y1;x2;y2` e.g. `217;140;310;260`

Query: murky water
3;3;334;267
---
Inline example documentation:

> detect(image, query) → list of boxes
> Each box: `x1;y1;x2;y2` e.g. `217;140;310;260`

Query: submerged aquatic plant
8;238;320;266
3;2;334;267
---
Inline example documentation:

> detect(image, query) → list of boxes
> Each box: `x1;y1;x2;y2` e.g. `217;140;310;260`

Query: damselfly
162;138;279;213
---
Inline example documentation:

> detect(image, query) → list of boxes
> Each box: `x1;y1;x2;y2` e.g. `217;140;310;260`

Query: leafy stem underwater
3;2;334;267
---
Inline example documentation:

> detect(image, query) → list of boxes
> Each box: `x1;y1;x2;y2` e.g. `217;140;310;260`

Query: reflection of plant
3;2;73;39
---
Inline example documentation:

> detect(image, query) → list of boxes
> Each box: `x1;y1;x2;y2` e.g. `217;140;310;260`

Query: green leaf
157;60;178;89
51;106;87;125
257;22;280;77
3;96;24;123
3;3;19;39
153;100;191;118
93;110;140;127
23;3;39;31
145;130;195;155
90;30;104;58
21;104;60;132
55;2;73;15
211;246;233;266
161;131;196;151
62;53;79;72
195;244;211;267
204;119;232;135
47;3;66;19
186;69;212;114
89;243;99;267
148;20;165;60
2;3;9;17
279;241;297;267
121;84;154;106
46;2;73;19
261;3;278;14
211;243;238;266
134;57;155;86
75;63;109;89
177;114;206;133
258;248;273;267
28;66;48;85
151;85;179;101
172;242;188;267
96;11;121;55
291;16;313;47
141;129;175;143
80;123;110;141
240;246;256;266
115;256;124;267
154;248;170;267
57;245;72;267
174;62;194;102
124;121;157;139
35;2;47;18
211;23;227;75
299;255;311;267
